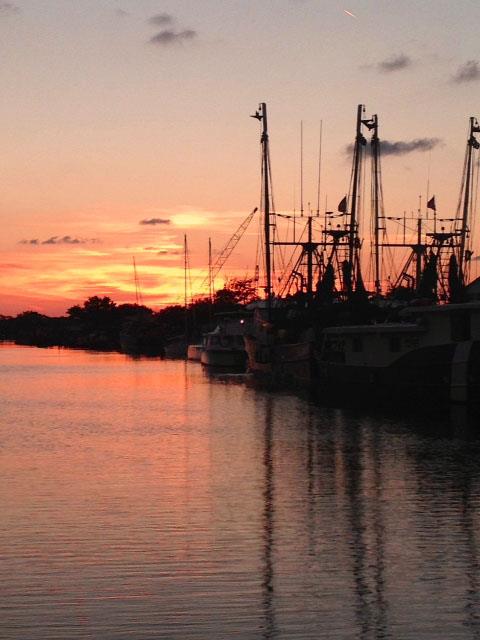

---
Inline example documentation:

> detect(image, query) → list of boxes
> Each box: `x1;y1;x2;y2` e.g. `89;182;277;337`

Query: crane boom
202;207;258;289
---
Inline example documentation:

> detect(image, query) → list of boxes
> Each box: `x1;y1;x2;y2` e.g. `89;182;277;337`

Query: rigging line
276;223;308;293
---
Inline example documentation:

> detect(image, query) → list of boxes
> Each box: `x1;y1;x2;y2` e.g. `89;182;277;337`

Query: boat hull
200;348;247;369
244;336;312;387
315;340;480;406
187;344;204;361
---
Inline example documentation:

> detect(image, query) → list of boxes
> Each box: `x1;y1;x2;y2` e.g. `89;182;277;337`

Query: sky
1;0;480;315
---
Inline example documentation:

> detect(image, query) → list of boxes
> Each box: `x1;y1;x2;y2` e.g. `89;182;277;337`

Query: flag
338;196;348;213
427;196;436;211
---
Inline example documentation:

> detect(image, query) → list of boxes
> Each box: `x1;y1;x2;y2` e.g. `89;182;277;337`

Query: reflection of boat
200;312;250;369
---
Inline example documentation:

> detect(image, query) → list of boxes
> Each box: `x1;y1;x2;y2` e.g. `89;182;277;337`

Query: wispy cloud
115;8;130;18
19;236;100;246
148;13;174;26
0;2;20;17
377;53;412;73
451;60;480;84
149;29;197;46
345;137;442;157
380;138;442;156
139;218;171;226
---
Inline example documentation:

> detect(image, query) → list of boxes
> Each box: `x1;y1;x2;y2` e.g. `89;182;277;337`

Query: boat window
389;335;401;352
450;312;471;342
352;337;363;352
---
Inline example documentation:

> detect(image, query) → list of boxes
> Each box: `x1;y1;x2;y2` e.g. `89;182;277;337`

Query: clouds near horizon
19;236;100;246
139;218;171;226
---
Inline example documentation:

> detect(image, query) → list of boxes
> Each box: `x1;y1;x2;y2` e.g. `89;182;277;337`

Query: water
1;344;480;639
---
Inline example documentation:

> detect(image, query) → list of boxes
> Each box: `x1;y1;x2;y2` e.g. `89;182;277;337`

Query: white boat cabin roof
323;323;424;336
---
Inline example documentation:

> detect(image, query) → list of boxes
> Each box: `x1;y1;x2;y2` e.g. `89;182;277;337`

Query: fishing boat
315;116;480;406
200;312;250;369
245;103;373;387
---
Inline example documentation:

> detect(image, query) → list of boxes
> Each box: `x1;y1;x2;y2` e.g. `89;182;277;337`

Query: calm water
1;344;480;639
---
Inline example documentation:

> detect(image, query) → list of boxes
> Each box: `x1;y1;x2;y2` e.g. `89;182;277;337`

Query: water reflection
262;397;277;639
2;344;480;639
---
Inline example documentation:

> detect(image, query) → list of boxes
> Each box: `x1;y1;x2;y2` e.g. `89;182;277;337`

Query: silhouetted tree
214;277;258;308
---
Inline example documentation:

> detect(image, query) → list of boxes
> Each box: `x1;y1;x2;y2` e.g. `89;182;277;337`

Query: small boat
187;342;204;361
163;335;188;359
200;312;250;369
244;304;314;386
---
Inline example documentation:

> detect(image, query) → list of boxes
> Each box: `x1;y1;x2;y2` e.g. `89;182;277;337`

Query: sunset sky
1;0;479;315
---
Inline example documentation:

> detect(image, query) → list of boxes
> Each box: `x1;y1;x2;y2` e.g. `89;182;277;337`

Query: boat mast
458;117;480;282
371;114;381;295
300;120;304;218
132;256;143;305
252;103;272;315
307;215;313;301
208;237;213;304
184;234;188;337
415;216;423;292
349;105;365;275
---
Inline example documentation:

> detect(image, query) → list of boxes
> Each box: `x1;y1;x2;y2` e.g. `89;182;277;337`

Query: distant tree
67;296;117;328
214;277;259;307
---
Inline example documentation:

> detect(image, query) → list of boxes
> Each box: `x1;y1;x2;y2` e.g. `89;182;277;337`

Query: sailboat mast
307;215;313;301
208;237;213;304
300;120;304;217
371;114;381;295
252;103;272;312
184;234;188;337
349;104;364;276
459;117;480;280
415;217;422;292
133;256;142;305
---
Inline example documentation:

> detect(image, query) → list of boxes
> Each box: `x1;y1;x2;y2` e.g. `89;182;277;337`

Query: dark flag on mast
427;196;436;211
338;196;348;213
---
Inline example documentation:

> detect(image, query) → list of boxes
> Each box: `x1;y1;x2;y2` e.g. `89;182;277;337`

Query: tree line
0;278;258;355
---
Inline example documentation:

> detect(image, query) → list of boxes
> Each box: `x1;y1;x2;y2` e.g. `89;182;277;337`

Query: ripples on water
1;344;480;639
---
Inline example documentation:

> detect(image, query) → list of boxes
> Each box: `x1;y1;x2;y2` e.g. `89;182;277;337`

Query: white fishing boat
200;312;250;369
